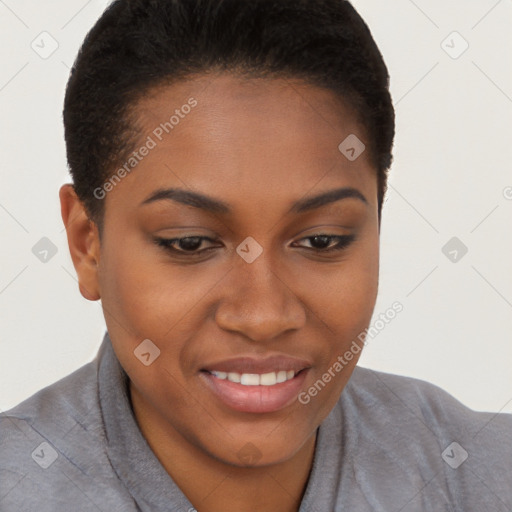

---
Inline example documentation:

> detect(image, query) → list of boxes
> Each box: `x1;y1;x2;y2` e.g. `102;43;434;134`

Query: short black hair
63;0;395;231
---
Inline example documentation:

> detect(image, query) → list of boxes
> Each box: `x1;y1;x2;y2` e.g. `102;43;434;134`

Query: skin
60;73;380;512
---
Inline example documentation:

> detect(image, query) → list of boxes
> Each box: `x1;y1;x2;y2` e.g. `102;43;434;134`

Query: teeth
276;371;287;383
240;373;260;385
210;370;297;386
260;372;277;386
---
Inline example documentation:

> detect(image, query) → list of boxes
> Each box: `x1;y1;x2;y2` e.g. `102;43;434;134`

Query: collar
97;331;342;511
98;331;193;511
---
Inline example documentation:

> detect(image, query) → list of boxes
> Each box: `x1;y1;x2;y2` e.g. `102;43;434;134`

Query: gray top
1;331;511;511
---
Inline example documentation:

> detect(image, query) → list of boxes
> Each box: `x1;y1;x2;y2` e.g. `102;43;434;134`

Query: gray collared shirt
1;331;511;511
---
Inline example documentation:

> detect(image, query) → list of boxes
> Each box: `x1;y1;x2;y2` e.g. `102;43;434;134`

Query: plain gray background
1;0;511;413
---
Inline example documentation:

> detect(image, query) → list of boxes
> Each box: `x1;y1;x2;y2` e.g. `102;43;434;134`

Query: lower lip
199;370;309;414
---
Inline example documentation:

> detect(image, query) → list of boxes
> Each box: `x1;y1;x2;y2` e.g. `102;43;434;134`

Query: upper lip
201;355;312;375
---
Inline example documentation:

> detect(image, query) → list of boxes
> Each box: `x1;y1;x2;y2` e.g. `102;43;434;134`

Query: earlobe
59;184;101;301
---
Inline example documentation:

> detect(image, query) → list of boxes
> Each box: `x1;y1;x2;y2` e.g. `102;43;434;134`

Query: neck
130;382;317;512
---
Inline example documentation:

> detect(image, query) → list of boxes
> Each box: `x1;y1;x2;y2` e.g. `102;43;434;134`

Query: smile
209;370;297;386
200;368;310;414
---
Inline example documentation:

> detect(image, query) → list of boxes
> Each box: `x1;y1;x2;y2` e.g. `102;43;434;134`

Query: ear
59;184;101;301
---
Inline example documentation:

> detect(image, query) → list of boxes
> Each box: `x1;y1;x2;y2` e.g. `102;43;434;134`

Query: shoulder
0;358;102;459
333;365;512;510
0;355;134;511
1;355;100;434
345;365;512;439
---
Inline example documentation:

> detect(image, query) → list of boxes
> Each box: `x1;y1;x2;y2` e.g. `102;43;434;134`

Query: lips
199;355;312;413
201;355;312;375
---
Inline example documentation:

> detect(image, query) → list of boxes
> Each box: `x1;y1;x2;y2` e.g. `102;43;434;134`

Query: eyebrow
140;186;367;214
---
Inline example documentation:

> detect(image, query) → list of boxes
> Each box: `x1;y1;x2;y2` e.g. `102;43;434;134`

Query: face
69;73;380;467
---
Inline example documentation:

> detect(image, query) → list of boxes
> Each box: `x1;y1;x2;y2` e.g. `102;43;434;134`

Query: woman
1;1;510;510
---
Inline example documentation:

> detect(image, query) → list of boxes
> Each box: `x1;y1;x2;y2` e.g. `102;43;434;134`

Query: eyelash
153;234;355;257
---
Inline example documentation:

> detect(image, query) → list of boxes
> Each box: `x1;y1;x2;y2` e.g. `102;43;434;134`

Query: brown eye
153;236;220;255
293;234;355;253
175;237;203;251
308;235;331;249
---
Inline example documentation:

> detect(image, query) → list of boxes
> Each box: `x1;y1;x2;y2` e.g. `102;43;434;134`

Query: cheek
297;239;379;418
100;252;158;329
96;231;174;370
300;235;379;337
99;232;195;329
99;235;233;374
98;243;199;400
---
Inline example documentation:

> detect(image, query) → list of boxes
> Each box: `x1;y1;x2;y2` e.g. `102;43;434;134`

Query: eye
153;236;221;256
153;233;356;259
292;234;355;253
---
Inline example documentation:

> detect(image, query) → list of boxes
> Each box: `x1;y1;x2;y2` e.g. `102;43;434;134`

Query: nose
214;255;306;342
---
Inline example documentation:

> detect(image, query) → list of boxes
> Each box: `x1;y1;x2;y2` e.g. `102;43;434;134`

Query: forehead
103;73;376;215
137;73;366;149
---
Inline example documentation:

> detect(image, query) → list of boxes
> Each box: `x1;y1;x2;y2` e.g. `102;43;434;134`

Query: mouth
199;367;310;414
205;368;301;386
